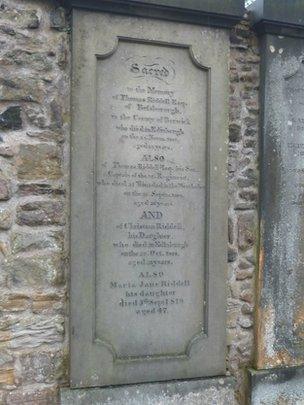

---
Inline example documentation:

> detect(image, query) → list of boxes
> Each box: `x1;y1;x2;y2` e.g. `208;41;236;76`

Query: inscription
96;41;207;358
128;56;176;84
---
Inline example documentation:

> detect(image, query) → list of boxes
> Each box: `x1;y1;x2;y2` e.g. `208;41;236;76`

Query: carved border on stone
91;36;211;363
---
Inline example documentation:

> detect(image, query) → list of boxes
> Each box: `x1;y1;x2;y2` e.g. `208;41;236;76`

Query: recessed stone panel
70;10;229;387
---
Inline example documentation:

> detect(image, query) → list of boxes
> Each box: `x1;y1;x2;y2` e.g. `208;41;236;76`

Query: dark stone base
248;365;304;404
61;377;235;405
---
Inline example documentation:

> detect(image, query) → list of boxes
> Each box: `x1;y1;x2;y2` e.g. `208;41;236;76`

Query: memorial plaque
71;10;228;387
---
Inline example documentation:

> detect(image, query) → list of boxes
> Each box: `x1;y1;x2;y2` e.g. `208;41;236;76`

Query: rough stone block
0;208;13;230
11;230;64;253
0;179;11;201
26;130;64;143
0;106;22;130
17;144;62;180
50;7;67;31
2;314;64;349
1;49;53;72
5;254;65;288
19;350;65;384
17;183;65;197
0;76;45;103
17;200;65;226
238;211;256;250
0;369;15;386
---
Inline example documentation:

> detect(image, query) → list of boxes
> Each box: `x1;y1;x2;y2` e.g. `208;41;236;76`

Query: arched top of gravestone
60;0;245;29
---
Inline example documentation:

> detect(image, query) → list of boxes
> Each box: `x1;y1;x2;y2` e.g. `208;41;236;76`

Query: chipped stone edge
248;365;304;405
60;376;236;404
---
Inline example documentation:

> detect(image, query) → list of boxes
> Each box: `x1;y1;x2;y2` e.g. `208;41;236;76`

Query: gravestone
62;0;244;397
249;0;304;402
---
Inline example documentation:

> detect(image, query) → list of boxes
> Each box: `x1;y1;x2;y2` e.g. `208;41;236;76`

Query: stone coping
60;0;245;29
249;0;304;37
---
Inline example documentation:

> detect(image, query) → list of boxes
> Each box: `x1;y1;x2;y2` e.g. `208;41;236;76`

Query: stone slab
249;366;304;404
61;377;236;405
250;0;304;37
256;33;304;369
61;0;244;28
70;10;229;388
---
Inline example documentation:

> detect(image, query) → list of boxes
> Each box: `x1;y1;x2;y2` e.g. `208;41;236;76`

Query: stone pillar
249;0;304;403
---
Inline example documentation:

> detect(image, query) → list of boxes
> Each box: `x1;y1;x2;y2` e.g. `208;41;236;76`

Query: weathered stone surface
24;105;48;128
256;33;304;369
26;130;64;143
0;208;13;230
0;294;29;312
50;7;67;31
0;145;14;158
229;123;241;142
61;377;236;405
0;179;11;201
18;183;65;197
0;0;69;401
6;385;58;404
17;201;65;226
237;211;256;250
19;350;66;384
0;75;45;103
5;254;65;288
11;230;64;253
0;369;15;386
71;8;228;388
1;313;64;349
17;144;62;180
0;106;22;130
32;293;64;315
0;50;53;71
0;4;40;29
249;366;304;405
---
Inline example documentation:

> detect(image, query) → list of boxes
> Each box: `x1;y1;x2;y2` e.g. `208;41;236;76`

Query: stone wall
228;19;260;403
0;0;70;403
0;1;260;404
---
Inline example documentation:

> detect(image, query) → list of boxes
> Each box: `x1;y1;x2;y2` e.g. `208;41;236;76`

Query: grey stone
11;230;63;253
70;10;229;388
251;0;304;29
229;123;241;142
257;34;304;368
0;75;46;103
17;201;65;226
0;178;11;201
0;106;22;130
17;143;62;180
50;7;67;31
238;211;256;250
61;377;236;405
62;0;244;29
249;366;304;405
0;207;13;230
5;254;65;288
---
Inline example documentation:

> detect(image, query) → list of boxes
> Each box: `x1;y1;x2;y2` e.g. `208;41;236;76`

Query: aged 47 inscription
96;41;208;359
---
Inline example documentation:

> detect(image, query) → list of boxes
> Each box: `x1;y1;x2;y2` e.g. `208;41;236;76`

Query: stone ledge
248;366;304;405
61;376;236;405
249;0;304;37
60;0;244;29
